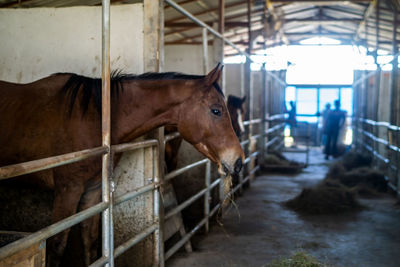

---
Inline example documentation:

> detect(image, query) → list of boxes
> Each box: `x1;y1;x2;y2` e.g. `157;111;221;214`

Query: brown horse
0;64;244;265
165;94;246;173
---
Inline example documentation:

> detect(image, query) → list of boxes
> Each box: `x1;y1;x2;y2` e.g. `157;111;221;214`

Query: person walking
324;100;346;160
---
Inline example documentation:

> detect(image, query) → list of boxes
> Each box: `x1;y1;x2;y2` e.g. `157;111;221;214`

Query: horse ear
205;63;223;86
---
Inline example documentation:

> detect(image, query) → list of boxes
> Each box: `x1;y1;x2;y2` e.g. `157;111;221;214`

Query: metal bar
267;113;286;121
243;118;262;126
164;216;208;260
90;256;108;267
165;179;220;220
164;158;208;181
164;131;180;143
114;223;159;259
265;136;280;148
265;123;285;134
0;202;108;260
153;141;163;266
202;28;209;74
204;160;211;233
0;146;107;180
101;0;113;266
112;139;158;154
114;183;156;206
164;0;251;59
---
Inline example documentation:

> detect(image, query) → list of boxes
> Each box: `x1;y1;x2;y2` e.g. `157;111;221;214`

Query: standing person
325;100;346;159
321;103;331;146
287;101;297;138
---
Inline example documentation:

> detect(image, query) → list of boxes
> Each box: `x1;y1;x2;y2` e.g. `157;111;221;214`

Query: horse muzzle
219;157;243;176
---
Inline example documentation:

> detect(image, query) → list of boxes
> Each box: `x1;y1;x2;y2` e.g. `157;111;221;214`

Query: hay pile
263;251;330;267
326;152;387;197
285;181;362;214
285;151;387;215
261;151;304;173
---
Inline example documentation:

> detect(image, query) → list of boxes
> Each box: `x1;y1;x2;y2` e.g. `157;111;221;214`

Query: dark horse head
227;95;246;138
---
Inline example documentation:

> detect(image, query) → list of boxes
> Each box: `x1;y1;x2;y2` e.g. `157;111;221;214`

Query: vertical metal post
101;0;113;266
153;145;162;267
204;160;211;233
144;1;164;265
202;28;209;75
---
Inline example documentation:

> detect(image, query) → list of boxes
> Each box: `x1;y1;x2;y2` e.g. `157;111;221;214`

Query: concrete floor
167;149;400;267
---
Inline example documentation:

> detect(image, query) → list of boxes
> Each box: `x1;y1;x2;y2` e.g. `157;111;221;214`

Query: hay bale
263;251;329;267
285;182;362;215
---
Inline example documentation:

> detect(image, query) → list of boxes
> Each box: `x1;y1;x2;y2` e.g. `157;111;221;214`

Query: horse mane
58;71;224;117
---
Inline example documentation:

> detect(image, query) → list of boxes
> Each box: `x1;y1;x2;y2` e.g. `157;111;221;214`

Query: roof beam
165;0;246;23
165;21;249;28
269;0;372;3
354;0;376;41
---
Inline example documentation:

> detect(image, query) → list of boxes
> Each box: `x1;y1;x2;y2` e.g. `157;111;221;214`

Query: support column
144;1;164;266
101;0;113;265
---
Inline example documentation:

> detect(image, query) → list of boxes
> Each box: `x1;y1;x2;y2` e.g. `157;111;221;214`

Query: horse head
227;95;246;138
176;64;244;176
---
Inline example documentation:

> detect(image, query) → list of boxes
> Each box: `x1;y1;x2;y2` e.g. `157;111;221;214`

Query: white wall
164;45;214;75
0;5;143;83
225;64;243;97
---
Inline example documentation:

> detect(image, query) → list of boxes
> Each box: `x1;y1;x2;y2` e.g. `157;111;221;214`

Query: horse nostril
234;158;242;174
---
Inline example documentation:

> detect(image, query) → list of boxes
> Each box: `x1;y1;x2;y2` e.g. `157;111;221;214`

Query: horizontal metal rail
164;0;286;86
267;114;286;121
164;0;250;59
165;179;220;220
165;158;209;182
112;139;158;154
266;123;285;134
243;118;262;126
114;183;157;206
265;136;281;148
90;223;159;267
0;146;108;180
0;139;162;181
164;131;181;143
0;202;108;260
165;203;220;261
114;223;159;259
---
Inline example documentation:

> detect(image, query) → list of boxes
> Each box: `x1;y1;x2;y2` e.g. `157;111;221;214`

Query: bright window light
299;37;341;45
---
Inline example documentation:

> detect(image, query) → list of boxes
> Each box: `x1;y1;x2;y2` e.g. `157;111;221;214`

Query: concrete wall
0;5;143;82
0;5;156;266
164;45;214;75
225;63;243;97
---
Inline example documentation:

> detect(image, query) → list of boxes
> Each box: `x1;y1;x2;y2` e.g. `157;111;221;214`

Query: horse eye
211;108;222;117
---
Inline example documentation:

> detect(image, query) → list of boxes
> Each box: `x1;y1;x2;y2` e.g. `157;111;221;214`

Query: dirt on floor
167;148;400;267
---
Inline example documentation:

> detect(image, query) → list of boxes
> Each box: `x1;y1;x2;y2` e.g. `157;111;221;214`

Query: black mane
58;71;224;116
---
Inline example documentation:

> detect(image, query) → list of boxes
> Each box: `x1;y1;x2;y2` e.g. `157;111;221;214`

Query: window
296;88;317;115
340;87;353;116
319;89;339;113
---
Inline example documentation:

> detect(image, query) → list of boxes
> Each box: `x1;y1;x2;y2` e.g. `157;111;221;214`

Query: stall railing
355;117;400;196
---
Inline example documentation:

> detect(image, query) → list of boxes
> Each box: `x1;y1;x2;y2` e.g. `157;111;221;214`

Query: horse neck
112;79;196;144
